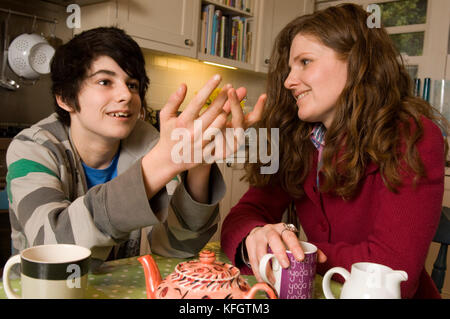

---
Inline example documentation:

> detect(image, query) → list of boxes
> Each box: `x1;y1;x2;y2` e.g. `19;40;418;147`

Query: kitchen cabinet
212;162;249;241
116;0;200;58
446;55;450;80
74;1;117;34
77;0;314;73
77;0;200;58
255;0;314;73
423;167;450;298
442;168;450;207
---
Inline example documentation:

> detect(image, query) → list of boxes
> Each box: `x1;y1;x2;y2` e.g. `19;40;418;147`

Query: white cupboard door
214;162;249;242
256;0;314;73
117;0;200;58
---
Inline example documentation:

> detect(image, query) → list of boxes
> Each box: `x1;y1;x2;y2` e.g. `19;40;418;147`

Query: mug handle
259;253;277;285
2;254;21;299
322;267;350;299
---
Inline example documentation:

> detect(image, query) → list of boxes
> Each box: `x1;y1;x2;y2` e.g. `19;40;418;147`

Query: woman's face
284;34;348;129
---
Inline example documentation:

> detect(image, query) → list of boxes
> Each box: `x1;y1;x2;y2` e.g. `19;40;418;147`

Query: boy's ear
55;95;75;113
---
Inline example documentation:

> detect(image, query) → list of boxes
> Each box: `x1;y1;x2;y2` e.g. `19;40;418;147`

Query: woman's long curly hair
245;3;448;200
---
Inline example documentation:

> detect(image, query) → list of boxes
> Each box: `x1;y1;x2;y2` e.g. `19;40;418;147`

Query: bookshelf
199;0;257;71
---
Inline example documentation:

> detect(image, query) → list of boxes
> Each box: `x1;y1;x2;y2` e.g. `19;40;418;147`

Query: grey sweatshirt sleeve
85;159;163;239
149;163;226;258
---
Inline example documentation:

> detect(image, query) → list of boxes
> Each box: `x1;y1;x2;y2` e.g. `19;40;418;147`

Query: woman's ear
55;95;75;113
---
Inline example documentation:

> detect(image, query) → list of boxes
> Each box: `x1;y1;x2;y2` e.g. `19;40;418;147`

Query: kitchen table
0;242;342;299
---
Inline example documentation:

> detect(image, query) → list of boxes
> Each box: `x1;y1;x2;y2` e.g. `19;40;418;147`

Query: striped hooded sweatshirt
6;113;225;267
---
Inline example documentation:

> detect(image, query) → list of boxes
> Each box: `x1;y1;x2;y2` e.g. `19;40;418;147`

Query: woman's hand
245;223;327;283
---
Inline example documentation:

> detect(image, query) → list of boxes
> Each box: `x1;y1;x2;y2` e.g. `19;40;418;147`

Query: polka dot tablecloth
0;242;341;299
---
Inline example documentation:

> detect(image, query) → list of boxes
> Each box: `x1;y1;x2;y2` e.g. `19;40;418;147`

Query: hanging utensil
46;20;62;49
0;12;19;90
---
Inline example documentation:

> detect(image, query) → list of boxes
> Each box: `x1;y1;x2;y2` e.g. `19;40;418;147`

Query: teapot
322;262;408;299
138;250;277;299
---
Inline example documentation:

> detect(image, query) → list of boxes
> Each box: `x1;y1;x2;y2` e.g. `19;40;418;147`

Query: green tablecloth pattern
0;242;341;299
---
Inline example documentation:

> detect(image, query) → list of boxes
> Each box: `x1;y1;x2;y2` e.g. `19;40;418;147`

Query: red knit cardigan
221;117;445;299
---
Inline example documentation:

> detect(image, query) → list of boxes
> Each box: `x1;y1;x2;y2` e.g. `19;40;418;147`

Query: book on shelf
200;4;254;63
246;23;252;63
220;15;226;58
211;10;217;55
201;7;208;54
206;4;215;55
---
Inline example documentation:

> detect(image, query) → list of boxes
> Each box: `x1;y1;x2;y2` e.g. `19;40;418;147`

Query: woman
221;4;447;298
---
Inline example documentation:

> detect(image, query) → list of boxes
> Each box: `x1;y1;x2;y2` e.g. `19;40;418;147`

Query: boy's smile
69;55;142;145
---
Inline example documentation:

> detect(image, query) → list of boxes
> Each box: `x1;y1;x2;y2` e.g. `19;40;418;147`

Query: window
315;0;449;81
377;0;427;27
377;0;428;80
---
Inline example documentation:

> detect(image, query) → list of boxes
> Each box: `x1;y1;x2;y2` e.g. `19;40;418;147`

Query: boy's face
68;55;142;144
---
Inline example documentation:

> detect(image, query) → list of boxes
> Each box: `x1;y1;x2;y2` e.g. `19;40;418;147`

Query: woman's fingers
245;234;260;281
267;224;290;269
247;224;289;284
256;239;278;284
245;93;266;127
282;229;305;262
318;249;327;263
229;88;245;130
222;87;247;113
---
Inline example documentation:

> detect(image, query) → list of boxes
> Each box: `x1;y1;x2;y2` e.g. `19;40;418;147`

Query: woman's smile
284;34;347;128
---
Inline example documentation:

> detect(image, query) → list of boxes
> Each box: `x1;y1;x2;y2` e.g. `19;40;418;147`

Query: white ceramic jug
322;262;408;299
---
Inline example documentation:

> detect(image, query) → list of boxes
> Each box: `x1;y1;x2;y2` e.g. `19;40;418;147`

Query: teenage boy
6;27;265;268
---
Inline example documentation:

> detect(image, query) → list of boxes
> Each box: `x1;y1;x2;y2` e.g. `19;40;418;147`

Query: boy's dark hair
51;27;150;125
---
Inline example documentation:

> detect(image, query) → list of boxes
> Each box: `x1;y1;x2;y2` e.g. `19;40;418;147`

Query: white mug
2;244;91;299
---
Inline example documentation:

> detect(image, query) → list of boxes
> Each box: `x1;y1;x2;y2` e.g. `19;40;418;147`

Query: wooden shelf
198;52;254;71
203;0;253;17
